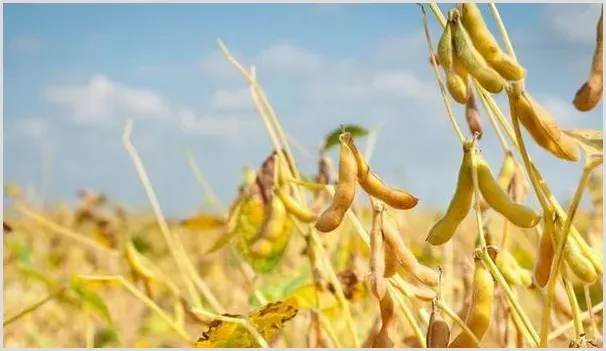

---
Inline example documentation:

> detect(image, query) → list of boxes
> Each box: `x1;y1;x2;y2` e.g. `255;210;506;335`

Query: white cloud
9;36;41;54
45;74;171;125
544;4;602;45
256;42;323;74
210;88;253;112
373;31;427;64
372;70;437;101
14;117;50;140
178;109;259;140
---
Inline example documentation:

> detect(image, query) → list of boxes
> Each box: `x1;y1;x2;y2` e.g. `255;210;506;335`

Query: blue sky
4;3;603;217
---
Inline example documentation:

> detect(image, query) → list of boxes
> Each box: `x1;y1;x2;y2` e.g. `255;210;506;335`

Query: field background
3;2;604;348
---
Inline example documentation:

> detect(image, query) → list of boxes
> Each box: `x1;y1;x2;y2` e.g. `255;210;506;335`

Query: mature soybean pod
517;267;533;288
315;138;357;233
384;242;399;278
448;258;494;348
476;156;541;228
479;151;515;212
383;213;438;287
438;20;454;70
460;3;500;62
427;300;451;348
501;250;532;287
533;216;555;288
494;251;522;286
572;233;603;276
489;55;526;81
344;135;419;210
453;56;470;85
447;73;470;104
439;20;468;103
564;238;598;284
450;9;504;94
460;3;525;81
370;208;387;300
426;141;474;246
507;84;579;162
573;11;603;112
275;187;317;223
250;237;274;258
372;290;396;348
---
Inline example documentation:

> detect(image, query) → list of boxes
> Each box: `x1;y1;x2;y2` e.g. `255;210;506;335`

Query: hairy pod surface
460;3;500;62
479;152;516;212
383;242;399;278
426;141;474;246
476;156;541;228
345;135;419;210
450;9;504;94
448;259;494;348
370;208;387;300
460;3;526;81
315;139;357;233
440;22;469;104
574;11;603;112
427;300;451;348
507;84;579;162
489;55;526;81
447;72;470;104
533;216;555;288
564;238;598;284
275;187;317;223
438;21;454;70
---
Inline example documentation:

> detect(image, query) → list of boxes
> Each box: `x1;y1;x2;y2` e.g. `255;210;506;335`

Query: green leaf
132;234;152;254
562;128;603;157
18;264;62;292
322;124;369;151
94;327;120;348
8;241;32;265
69;276;113;326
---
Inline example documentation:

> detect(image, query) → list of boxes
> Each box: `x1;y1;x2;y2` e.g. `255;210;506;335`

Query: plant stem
476;87;510;152
418;3;465;145
183;148;226;213
469;138;487;249
488;3;517;61
388;284;427;348
548;302;604;342
218;42;360;347
15;204;119;257
480;252;539;346
122;119;224;313
583;285;599;338
78;275;192;343
540;156;603;347
3;288;66;327
561;269;584;338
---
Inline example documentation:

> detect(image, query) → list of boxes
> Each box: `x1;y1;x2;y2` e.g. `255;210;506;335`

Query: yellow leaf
562;128;603;157
194;298;299;348
180;214;226;232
